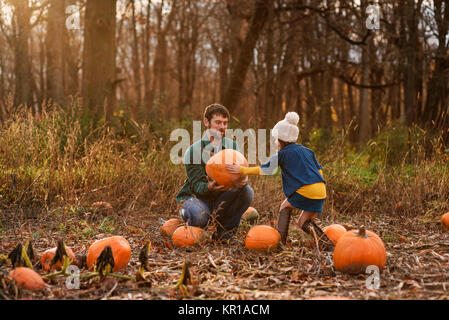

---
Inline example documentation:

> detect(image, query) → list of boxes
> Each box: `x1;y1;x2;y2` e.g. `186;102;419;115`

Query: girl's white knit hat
272;112;300;143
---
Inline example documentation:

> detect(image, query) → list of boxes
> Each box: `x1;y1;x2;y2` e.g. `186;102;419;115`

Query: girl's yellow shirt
239;167;326;200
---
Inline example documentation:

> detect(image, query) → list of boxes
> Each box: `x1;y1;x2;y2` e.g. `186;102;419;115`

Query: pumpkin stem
50;240;66;268
138;242;151;271
175;259;192;288
24;240;34;262
95;245;115;276
8;244;23;267
42;256;71;279
358;226;367;238
21;246;34;270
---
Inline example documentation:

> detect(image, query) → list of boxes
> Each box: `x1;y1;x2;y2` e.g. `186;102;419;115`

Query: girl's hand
225;164;241;174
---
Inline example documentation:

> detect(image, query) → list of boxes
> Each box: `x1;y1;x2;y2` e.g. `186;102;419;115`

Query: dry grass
1;106;449;300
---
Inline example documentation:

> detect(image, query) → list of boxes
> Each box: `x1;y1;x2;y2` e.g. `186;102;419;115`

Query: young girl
225;112;333;250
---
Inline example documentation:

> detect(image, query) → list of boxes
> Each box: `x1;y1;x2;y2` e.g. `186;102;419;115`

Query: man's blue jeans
179;184;254;239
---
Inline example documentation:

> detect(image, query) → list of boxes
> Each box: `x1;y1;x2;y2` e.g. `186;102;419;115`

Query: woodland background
0;0;448;300
0;0;448;143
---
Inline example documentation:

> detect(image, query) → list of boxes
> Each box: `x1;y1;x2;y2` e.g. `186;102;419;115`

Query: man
176;104;254;241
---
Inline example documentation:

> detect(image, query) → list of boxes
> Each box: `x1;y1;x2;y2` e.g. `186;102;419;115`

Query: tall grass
0;105;448;227
0;105;185;216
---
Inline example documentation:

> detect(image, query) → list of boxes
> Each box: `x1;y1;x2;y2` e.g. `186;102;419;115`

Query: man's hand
207;176;227;192
233;175;248;188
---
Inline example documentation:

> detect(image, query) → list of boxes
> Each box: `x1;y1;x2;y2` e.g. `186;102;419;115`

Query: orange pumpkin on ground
323;224;347;245
41;246;77;271
245;225;281;251
161;218;183;237
9;267;45;291
205;149;248;189
441;212;449;232
87;236;131;271
333;227;386;274
172;226;207;248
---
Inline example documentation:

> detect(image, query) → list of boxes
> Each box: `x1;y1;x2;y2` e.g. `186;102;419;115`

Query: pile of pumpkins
161;207;265;248
9;211;449;291
163;212;448;274
161;213;388;275
8;235;132;291
198;148;388;274
169;143;449;276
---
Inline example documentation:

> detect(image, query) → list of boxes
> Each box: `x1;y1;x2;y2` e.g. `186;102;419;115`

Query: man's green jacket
176;136;238;203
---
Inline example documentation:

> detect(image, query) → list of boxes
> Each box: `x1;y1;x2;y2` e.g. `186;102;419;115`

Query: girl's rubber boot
302;219;335;251
277;208;292;245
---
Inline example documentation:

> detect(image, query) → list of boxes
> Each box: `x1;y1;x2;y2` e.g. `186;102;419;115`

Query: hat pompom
285;112;299;125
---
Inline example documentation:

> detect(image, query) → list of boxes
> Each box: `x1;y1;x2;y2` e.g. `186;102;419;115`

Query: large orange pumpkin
205;149;248;189
441;212;449;232
41;247;77;271
245;225;281;251
161;218;183;237
323;224;347;245
333;227;386;274
87;236;131;271
172;226;207;248
9;267;45;291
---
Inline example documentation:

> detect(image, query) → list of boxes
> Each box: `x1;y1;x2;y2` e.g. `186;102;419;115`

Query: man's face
204;113;228;139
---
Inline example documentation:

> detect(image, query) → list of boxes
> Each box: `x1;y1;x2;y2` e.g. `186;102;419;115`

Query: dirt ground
1;203;449;301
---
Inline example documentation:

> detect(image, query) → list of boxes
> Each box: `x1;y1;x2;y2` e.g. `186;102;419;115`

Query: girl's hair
278;139;294;149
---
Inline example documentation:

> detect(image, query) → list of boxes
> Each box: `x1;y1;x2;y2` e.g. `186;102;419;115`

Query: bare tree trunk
12;0;34;108
149;0;176;116
82;0;117;126
0;53;5;120
46;0;66;106
37;37;45;105
64;0;81;102
320;73;333;129
402;0;423;125
347;83;357;144
370;67;384;136
358;37;371;145
223;0;270;113
130;0;142;116
294;79;303;128
422;0;449;133
143;0;152;118
337;79;346;133
262;7;275;128
389;83;400;121
303;76;316;142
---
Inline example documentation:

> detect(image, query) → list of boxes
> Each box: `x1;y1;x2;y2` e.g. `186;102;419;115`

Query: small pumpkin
87;236;131;271
172;226;207;248
241;207;259;223
441;212;449;232
9;267;45;291
41;246;76;271
205;149;248;189
323;224;347;245
245;225;281;251
333;226;386;274
161;218;183;237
